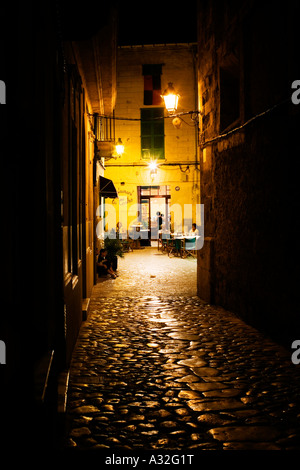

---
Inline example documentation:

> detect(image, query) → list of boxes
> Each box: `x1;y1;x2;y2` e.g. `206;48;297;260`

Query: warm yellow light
148;160;158;171
162;82;180;114
115;138;124;156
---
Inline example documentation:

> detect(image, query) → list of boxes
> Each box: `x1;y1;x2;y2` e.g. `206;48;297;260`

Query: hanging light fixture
148;160;158;179
161;82;180;114
115;138;124;156
148;160;158;171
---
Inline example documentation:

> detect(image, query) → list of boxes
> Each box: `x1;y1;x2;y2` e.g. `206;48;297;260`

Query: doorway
138;186;171;241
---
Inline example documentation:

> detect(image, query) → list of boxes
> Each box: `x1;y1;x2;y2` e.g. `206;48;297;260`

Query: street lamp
161;82;202;147
148;160;158;179
161;82;180;114
148;161;158;171
162;82;202;123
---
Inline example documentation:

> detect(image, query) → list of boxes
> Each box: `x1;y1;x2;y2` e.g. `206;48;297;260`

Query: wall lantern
115;138;124;156
161;82;180;114
148;161;158;171
148;160;158;178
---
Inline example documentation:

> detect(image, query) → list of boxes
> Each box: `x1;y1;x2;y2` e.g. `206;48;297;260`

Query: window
140;186;170;196
69;120;78;274
219;57;240;131
142;64;163;106
141;108;165;160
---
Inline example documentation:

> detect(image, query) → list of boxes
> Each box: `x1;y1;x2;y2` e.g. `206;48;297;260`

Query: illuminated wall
103;44;201;237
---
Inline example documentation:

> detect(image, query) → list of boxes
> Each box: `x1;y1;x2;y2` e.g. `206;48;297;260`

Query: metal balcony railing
94;113;116;159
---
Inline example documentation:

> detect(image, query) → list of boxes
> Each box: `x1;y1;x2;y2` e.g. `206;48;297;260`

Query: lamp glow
148;161;158;171
161;82;180;114
115;138;124;156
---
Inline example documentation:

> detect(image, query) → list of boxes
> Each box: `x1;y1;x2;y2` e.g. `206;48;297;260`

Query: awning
99;176;118;199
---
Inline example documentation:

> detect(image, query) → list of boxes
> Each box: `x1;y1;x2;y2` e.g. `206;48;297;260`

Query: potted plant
104;237;124;271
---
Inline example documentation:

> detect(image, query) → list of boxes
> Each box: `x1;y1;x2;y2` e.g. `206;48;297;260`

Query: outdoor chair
121;239;134;252
158;232;170;252
161;238;169;253
168;238;183;257
182;237;196;258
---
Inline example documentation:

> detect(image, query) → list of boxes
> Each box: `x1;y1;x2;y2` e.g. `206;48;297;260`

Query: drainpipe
192;44;200;174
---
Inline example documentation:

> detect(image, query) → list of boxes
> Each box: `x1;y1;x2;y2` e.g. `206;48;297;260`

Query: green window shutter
140;108;165;160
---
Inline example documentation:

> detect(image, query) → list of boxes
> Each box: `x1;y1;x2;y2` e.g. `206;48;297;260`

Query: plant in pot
104;237;124;271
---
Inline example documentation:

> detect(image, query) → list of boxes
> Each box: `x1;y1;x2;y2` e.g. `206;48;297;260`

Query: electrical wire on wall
199;98;290;149
89;98;291;148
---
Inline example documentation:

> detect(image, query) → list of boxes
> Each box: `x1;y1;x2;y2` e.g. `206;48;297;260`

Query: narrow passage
65;248;300;451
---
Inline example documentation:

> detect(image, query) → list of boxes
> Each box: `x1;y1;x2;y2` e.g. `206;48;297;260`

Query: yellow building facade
103;44;201;242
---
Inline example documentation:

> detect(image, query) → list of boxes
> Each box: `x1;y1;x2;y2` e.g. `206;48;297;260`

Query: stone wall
197;0;300;346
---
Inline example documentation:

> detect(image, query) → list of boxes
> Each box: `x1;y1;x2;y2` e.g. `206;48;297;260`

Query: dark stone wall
212;107;299;345
197;0;300;347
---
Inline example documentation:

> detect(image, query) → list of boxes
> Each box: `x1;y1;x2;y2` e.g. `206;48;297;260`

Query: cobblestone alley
64;247;300;454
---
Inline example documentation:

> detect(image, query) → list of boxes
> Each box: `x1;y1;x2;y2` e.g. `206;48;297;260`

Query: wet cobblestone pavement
64;248;300;453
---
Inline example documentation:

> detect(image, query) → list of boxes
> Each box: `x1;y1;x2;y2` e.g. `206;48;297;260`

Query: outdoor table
167;235;201;258
129;225;150;247
131;224;143;231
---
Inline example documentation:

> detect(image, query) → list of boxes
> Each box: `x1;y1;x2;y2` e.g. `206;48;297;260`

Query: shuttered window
142;64;163;106
140;108;165;160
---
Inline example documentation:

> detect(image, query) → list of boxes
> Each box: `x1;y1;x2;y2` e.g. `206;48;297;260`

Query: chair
121;239;133;252
158;231;170;253
161;238;169;253
182;237;196;258
168;238;183;257
158;231;171;252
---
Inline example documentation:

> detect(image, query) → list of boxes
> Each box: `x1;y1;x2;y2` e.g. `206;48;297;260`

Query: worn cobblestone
64;248;300;452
